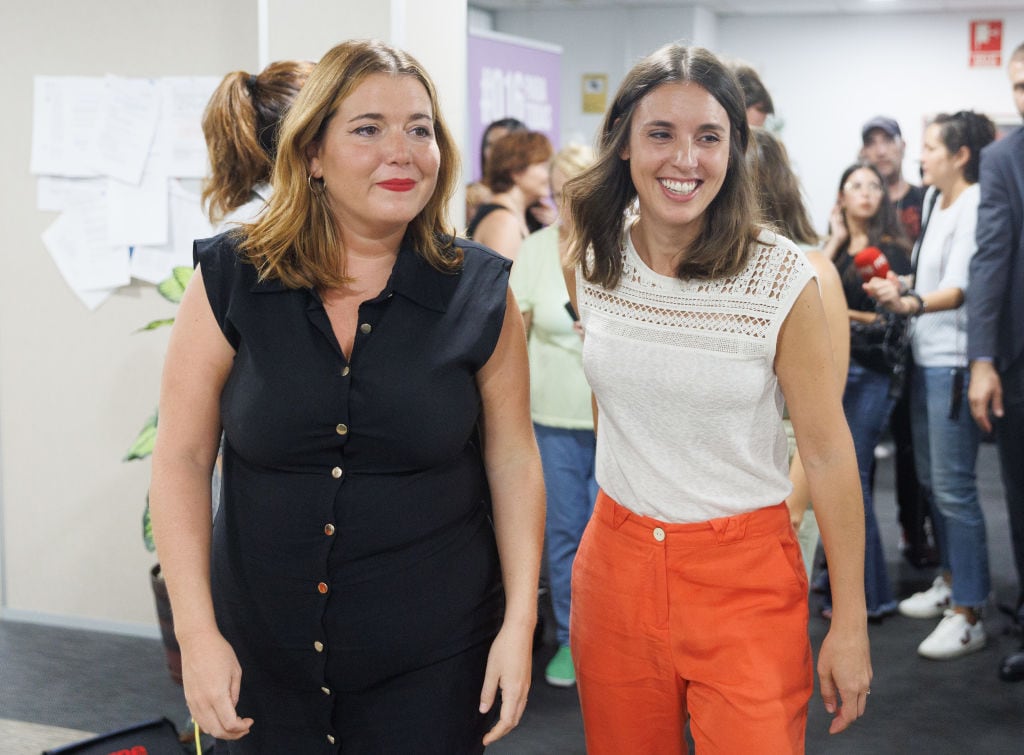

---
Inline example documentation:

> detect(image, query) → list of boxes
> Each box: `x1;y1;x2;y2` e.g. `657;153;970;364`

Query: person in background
201;60;314;230
509;143;597;689
467;131;554;263
565;43;871;752
732;62;775;127
466;117;527;224
821;161;912;622
860;115;936;571
866;110;995;660
968;40;1024;684
151;39;545;752
747;127;850;579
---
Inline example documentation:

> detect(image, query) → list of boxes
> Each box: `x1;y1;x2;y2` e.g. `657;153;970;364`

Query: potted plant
124;265;194;686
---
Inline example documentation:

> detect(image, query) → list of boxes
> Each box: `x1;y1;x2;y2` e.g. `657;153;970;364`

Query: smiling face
308;73;440;243
622;81;730;248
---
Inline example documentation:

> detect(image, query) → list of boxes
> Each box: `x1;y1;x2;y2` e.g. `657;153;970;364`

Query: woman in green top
509;143;597;688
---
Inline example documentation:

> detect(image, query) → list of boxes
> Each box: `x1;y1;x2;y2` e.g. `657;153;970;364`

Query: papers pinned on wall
31;74;220;307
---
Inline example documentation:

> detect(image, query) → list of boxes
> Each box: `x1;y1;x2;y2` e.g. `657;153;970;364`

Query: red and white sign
970;20;1003;68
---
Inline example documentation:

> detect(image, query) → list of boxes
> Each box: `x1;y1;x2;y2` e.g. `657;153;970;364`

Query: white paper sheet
149;76;220;178
42;199;131;309
36;176;106;212
30;76;104;177
131;180;214;284
91;75;161;185
107;171;169;246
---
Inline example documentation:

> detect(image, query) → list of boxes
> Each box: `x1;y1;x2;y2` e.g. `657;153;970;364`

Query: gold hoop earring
308;174;324;194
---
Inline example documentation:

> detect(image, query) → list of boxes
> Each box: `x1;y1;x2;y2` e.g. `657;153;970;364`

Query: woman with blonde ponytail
201;60;314;229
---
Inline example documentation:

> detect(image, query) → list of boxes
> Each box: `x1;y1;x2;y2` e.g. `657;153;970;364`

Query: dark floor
2;444;1024;753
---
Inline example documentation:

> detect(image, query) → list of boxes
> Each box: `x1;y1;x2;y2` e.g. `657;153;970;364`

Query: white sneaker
898;576;952;619
917;610;986;660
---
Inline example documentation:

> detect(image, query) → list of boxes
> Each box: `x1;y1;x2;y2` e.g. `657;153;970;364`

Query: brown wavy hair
201;60;314;224
484;131;554;193
236;40;461;289
566;43;760;287
747;128;819;246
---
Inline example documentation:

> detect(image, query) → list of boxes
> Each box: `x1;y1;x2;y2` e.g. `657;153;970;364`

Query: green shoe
544;645;576;687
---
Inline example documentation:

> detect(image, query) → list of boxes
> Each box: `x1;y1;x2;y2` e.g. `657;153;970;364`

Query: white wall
495;6;718;147
718;11;1024;230
0;0;466;635
494;7;1024;233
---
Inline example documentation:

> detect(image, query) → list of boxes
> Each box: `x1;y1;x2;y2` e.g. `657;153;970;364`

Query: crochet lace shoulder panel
580;233;811;355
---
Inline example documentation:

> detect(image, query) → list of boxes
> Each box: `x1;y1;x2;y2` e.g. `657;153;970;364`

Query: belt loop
709;513;749;543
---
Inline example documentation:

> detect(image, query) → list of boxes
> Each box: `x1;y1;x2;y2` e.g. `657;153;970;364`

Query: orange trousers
570;490;813;755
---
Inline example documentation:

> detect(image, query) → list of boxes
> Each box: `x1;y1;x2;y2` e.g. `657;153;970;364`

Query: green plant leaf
142;494;155;553
157;266;194;304
125;410;158;461
135;317;176;333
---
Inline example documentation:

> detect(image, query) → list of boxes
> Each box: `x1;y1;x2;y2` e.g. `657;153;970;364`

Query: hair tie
247;74;258;91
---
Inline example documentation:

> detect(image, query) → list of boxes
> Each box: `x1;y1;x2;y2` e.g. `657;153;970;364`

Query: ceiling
469;0;1023;15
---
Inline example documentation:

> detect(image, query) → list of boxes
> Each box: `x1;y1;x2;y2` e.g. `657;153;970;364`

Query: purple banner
467;30;561;181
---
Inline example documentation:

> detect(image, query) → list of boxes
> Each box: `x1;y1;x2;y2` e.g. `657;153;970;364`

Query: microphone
853;246;890;283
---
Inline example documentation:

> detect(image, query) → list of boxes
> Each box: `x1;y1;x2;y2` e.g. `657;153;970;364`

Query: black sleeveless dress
195;232;510;753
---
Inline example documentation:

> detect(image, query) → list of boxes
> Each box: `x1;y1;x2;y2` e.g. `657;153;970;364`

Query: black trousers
997;355;1024;622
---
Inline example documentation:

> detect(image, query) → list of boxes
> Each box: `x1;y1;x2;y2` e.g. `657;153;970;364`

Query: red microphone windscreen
853;246;890;282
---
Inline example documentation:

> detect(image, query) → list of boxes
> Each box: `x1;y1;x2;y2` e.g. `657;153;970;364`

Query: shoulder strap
911;187;941;277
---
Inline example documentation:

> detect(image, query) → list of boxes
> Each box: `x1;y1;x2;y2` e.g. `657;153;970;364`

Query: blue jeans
910;365;990;608
842;361;898;616
534;424;598;647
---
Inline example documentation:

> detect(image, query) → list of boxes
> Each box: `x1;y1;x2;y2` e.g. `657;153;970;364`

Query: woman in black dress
150;39;545;753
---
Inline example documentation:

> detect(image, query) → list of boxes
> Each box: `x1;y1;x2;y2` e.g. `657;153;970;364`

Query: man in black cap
861;115;927;243
861;115;935;573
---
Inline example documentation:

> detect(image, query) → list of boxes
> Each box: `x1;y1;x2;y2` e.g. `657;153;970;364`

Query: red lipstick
379;179;416;192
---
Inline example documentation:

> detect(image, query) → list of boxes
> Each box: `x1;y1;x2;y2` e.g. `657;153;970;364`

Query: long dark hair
833;161;909;258
566;43;759;288
931;111;996;184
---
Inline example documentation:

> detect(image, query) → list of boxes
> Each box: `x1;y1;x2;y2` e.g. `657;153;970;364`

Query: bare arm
149;267;252;740
474;211;525;264
777;281;871;735
475;288;546;746
787;252;849;526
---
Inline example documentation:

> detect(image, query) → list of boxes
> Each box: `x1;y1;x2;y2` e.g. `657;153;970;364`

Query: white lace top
578;226;815;523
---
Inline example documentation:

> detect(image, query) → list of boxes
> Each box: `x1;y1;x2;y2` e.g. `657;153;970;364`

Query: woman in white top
564;43;870;753
865;111;996;661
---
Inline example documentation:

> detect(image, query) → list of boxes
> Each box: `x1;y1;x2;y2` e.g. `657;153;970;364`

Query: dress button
653;527;666;542
314;641;324;652
321;686;331;695
359;322;372;334
331;466;343;479
327;734;336;744
341;365;350;377
324;523;336;536
317;582;329;594
335;423;348;435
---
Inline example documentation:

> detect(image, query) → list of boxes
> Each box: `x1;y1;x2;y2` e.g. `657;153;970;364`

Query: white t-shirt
911;184;979;368
577;227;814;523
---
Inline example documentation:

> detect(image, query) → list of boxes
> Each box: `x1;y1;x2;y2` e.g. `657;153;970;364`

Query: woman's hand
479;621;534;746
862;270;903;312
817;622;873;734
828;203;849;246
178;629;253;740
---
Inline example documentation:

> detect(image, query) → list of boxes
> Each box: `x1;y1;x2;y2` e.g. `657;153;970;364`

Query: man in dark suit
968;41;1024;683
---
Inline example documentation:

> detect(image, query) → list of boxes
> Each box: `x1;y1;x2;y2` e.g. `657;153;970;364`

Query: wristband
905;289;926;317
